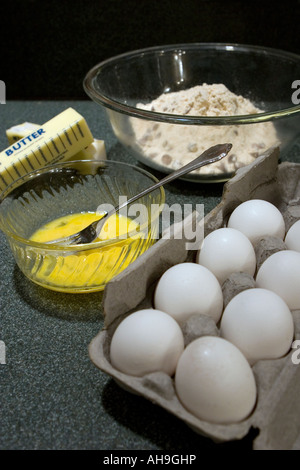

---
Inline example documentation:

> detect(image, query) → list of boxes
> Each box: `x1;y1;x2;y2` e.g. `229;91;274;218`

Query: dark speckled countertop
0;101;299;451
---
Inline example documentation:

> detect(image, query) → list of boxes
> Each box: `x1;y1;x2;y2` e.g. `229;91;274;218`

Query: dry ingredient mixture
131;83;279;176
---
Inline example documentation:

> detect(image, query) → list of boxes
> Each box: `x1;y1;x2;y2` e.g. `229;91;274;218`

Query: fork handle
114;143;232;213
94;142;232;236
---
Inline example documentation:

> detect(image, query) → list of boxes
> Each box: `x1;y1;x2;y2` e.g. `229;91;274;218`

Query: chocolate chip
228;153;237;163
187;143;198;153
149;152;158;159
252;142;265;150
162;154;172;165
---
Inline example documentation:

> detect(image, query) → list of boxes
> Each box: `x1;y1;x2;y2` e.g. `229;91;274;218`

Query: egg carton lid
89;146;300;450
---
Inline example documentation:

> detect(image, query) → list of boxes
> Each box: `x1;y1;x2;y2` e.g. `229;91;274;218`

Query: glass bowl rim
83;42;300;125
0;159;165;251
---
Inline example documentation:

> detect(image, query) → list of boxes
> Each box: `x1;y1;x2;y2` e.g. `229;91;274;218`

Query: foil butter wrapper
89;146;300;450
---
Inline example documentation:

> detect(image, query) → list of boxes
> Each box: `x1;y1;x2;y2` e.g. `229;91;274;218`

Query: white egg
175;336;257;424
285;220;300;252
227;199;286;245
110;309;184;377
154;262;223;324
220;288;294;365
196;228;256;285
256;250;300;310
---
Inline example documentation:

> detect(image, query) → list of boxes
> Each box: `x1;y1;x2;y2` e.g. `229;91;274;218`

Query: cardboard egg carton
89;146;300;450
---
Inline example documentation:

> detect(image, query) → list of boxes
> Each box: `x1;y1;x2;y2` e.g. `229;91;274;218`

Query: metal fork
45;143;232;246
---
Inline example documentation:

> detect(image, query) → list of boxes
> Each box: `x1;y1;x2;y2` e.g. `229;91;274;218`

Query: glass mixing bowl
0;160;165;293
83;43;300;183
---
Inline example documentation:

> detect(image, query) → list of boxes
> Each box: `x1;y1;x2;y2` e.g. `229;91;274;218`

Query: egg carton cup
89;146;300;450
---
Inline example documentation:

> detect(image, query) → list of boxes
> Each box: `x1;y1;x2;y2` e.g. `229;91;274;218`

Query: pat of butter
6;121;107;162
6;122;41;144
0;108;94;193
64;138;106;161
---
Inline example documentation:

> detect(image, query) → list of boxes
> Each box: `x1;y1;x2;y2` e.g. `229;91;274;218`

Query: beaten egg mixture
29;212;144;292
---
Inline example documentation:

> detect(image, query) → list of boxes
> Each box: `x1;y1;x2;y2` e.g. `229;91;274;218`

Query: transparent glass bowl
0;160;165;293
84;43;300;182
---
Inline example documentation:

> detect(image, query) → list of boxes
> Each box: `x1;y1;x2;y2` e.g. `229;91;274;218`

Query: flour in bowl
130;83;279;176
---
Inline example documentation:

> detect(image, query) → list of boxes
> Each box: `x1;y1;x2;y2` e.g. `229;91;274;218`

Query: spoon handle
113;143;232;214
44;143;232;245
93;143;232;238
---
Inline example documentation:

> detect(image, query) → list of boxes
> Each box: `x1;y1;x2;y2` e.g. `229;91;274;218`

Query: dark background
0;0;299;100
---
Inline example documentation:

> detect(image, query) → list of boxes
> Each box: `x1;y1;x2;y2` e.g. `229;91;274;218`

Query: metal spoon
45;143;232;246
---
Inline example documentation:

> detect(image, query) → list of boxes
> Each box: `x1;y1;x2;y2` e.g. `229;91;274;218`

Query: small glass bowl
84;43;300;182
0;160;165;293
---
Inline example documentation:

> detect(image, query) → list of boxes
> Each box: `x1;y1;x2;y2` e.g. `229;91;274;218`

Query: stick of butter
0;108;94;193
6;121;107;162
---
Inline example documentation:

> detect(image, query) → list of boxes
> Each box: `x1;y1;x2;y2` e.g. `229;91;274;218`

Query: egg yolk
29;212;147;292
